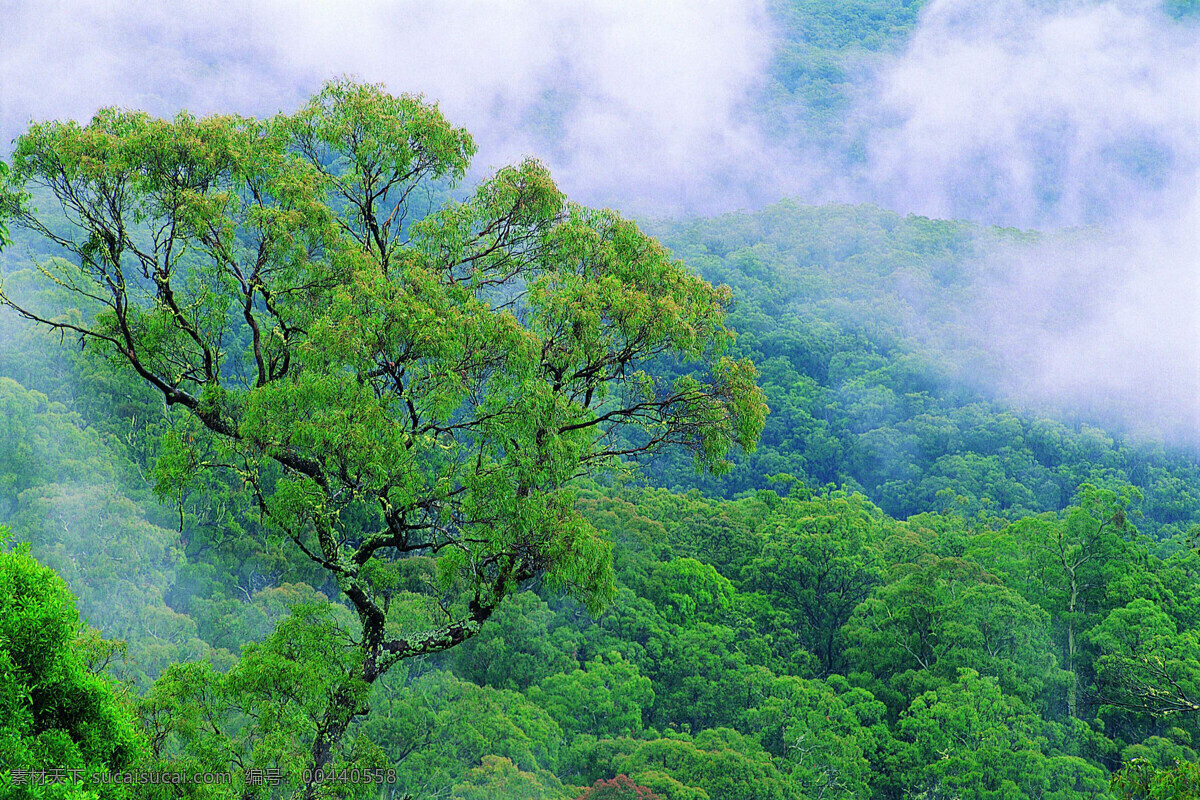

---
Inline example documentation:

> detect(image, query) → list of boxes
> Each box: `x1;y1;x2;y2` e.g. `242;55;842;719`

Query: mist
3;0;1200;440
958;200;1200;443
861;0;1200;228
5;1;1196;220
0;0;779;216
860;0;1200;441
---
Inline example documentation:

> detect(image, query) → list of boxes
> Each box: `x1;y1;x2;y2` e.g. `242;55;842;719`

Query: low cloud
1;0;777;215
956;197;1200;442
859;0;1200;228
859;0;1200;439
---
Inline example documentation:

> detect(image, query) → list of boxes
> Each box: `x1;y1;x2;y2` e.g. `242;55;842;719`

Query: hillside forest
3;2;1200;800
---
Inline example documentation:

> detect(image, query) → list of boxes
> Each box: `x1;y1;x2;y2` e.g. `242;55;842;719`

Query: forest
3;1;1200;799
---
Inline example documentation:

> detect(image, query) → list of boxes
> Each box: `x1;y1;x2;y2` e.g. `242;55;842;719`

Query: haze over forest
3;2;1200;799
5;0;1200;438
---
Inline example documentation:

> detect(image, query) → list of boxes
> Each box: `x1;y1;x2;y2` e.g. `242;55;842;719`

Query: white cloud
863;0;1200;437
861;0;1200;227
0;0;775;215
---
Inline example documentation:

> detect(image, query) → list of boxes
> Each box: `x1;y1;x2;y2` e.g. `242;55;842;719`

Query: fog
8;1;1193;222
862;0;1200;227
963;199;1200;442
0;0;778;215
3;0;1200;439
863;0;1200;440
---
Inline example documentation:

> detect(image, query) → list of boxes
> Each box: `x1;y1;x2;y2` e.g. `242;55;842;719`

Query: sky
3;0;1200;439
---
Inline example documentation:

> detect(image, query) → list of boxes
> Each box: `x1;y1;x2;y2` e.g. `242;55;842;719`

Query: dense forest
4;2;1200;800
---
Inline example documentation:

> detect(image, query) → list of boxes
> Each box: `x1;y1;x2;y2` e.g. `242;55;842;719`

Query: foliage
529;653;654;739
0;78;764;792
6;26;1200;796
0;535;143;799
897;669;1109;799
1112;758;1200;800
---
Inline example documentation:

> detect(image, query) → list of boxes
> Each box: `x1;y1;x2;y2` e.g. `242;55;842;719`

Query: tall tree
0;79;765;797
1010;483;1138;717
744;492;883;675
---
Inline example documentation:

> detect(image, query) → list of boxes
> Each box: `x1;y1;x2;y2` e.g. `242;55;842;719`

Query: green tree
739;674;881;800
0;376;116;520
647;557;735;626
0;79;766;796
578;728;802;800
529;653;654;738
359;668;565;798
845;554;1059;712
1009;484;1139;717
1090;599;1200;720
1113;758;1200;800
451;755;569;800
0;530;144;799
743;491;883;674
10;481;213;687
450;591;583;691
897;669;1108;800
136;599;391;800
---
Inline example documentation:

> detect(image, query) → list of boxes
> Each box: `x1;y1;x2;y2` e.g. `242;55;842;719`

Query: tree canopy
0;530;143;800
0;79;765;795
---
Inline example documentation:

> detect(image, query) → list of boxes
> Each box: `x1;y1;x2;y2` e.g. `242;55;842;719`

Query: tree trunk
1066;574;1078;718
303;676;373;800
